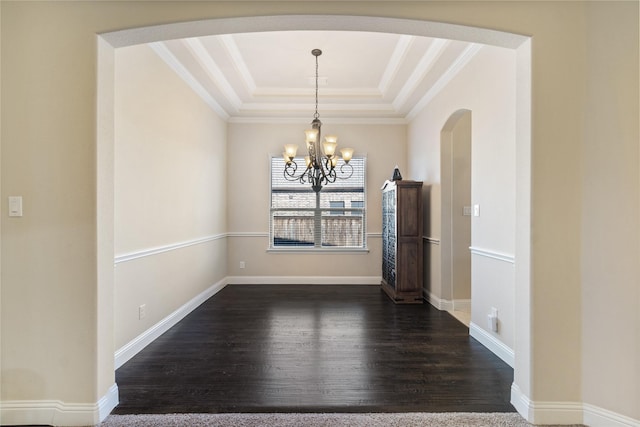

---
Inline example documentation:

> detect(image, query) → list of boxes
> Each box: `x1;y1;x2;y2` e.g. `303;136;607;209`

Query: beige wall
581;1;640;421
226;122;406;279
114;44;228;349
0;1;638;425
408;45;517;351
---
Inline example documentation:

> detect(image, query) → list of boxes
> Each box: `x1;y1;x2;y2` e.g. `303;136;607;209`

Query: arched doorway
97;15;532;421
440;110;472;323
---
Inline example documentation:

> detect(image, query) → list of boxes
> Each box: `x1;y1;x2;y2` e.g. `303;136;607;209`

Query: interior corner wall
113;44;228;350
581;1;640;422
407;45;517;350
226;122;406;280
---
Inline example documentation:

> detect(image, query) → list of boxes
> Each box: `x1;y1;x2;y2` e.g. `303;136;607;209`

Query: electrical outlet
488;307;499;332
240;261;246;269
139;304;146;320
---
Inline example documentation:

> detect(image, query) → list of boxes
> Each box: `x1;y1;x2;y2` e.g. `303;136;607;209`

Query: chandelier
282;49;354;192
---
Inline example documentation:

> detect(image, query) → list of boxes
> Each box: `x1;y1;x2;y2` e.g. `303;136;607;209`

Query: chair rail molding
114;233;227;264
423;236;441;245
469;246;515;263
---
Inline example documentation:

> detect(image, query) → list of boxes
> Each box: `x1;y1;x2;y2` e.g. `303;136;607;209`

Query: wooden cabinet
381;180;424;304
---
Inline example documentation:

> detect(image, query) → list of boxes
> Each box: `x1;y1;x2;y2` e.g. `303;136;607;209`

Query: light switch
473;204;480;217
9;196;23;217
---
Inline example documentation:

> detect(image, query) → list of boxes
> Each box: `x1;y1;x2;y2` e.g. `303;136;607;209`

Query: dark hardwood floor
114;285;515;414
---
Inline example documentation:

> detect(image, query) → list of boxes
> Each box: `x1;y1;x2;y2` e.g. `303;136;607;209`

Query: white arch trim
97;14;532;423
100;15;528;49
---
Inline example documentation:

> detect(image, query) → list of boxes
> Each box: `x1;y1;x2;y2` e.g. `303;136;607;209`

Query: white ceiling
150;31;480;123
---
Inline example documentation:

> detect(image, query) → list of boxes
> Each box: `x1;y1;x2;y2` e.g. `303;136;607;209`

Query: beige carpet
101;412;583;426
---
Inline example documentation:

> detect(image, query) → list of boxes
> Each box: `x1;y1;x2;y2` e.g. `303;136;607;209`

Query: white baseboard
511;383;640;426
584;403;640;427
115;278;227;369
0;383;118;426
424;290;452;310
510;383;582;424
452;299;471;312
423;291;470;313
98;383;119;421
510;383;531;421
226;276;381;285
469;321;514;367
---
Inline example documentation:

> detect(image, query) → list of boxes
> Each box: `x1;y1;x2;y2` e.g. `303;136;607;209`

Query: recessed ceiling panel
230;31;402;91
148;30;484;122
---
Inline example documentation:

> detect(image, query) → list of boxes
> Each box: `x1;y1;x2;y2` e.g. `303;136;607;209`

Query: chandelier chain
314;53;319;120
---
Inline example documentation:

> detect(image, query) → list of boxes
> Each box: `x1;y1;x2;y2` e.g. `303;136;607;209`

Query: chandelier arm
339;162;354;180
298;169;309;185
326;167;338;184
318;158;336;184
283;161;299;180
284;160;323;185
299;166;313;184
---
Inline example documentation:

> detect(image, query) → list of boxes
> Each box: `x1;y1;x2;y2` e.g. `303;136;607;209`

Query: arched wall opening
97;15;532;420
440;110;472;315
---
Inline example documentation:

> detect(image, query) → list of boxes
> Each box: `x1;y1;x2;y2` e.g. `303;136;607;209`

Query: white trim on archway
97;14;532;423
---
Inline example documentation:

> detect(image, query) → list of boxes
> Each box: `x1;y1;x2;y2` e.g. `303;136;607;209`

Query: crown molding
393;38;450;111
183;38;242;111
219;34;257;94
228;116;408;125
407;43;482;120
149;42;230;120
379;35;414;95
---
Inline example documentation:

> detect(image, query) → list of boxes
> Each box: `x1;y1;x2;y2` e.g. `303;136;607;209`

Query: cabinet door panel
397;240;419;292
398;187;421;237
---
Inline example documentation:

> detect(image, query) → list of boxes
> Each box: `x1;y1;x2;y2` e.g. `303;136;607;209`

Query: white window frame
268;156;368;252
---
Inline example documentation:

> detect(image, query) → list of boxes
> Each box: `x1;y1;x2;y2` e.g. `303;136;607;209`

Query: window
329;201;345;215
270;156;366;249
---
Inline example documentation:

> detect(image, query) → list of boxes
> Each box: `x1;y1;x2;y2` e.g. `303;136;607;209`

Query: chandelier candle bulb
305;129;318;144
284;144;298;159
323;137;337;157
340;148;354;163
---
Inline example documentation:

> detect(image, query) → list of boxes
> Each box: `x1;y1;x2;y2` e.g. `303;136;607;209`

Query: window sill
267;247;370;254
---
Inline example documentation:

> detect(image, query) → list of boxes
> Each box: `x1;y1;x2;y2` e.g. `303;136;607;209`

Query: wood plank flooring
114;285;515;414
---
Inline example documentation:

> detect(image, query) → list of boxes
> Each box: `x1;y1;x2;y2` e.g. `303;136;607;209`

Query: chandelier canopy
282;49;354;192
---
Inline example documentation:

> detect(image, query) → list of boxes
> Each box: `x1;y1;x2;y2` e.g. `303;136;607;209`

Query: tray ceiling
148;30;480;123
